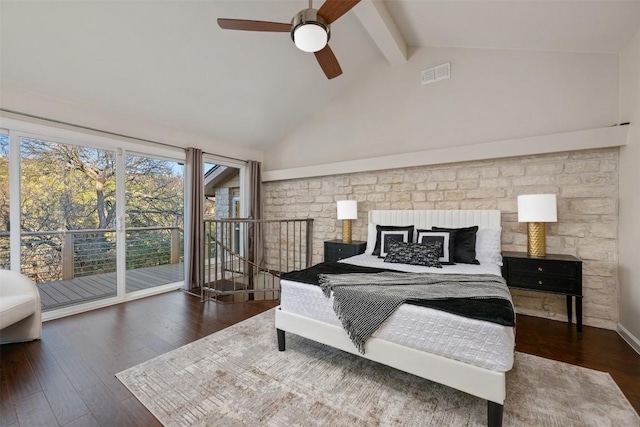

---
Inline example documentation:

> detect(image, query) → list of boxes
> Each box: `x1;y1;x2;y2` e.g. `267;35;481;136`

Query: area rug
116;309;639;426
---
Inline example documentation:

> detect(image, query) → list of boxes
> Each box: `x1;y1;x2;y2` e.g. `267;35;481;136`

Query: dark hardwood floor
1;292;279;427
1;291;638;426
514;314;640;414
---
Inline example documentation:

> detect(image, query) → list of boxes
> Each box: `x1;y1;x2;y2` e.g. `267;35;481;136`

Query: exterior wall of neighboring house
206;169;240;220
214;188;231;220
263;148;619;330
212;186;240;220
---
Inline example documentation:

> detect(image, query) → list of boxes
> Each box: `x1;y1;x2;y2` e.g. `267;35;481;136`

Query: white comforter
279;254;514;372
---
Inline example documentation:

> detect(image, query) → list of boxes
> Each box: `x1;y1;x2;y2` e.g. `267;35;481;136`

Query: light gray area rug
117;309;639;427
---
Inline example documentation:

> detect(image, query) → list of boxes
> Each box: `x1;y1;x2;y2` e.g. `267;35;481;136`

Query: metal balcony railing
202;218;313;302
0;226;183;285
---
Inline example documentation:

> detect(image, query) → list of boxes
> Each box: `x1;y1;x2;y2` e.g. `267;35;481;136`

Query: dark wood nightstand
324;240;366;262
502;251;583;332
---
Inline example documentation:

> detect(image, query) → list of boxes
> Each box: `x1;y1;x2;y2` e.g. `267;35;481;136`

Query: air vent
421;62;450;86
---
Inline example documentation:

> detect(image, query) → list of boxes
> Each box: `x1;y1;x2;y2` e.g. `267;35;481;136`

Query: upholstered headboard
368;210;501;229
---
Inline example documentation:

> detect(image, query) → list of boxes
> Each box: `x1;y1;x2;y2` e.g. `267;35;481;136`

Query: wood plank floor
37;263;185;311
1;292;638;426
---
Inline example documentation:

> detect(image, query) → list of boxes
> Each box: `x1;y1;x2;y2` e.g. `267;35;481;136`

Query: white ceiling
386;0;640;53
1;1;639;150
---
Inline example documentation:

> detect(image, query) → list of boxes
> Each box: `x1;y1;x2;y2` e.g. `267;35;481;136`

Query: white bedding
280;254;515;372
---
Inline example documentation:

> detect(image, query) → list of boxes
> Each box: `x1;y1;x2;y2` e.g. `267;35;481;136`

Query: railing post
170;228;179;264
306;219;313;268
62;232;74;280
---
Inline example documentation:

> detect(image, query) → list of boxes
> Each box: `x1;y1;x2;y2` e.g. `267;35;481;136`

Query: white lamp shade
518;194;558;222
293;23;327;52
336;200;357;220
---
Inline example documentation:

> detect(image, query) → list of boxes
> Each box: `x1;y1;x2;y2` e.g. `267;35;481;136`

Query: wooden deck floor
37;263;184;312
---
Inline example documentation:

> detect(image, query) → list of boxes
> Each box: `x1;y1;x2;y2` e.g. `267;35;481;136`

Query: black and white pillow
384;240;442;267
432;226;480;265
372;225;414;257
416;230;455;265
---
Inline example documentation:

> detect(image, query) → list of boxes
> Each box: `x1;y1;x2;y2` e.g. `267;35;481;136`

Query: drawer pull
538;280;543;285
538;267;543;272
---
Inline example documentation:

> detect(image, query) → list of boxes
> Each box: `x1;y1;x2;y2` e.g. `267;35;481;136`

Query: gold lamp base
342;219;352;244
527;222;546;257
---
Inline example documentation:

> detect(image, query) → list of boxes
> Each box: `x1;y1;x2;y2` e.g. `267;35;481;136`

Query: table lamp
517;194;557;257
336;200;357;244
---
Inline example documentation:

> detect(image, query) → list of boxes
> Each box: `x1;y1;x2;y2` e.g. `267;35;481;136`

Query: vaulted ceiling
1;1;639;150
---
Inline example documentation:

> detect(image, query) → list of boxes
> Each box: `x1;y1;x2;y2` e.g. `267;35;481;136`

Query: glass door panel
124;154;184;293
203;162;242;253
202;161;243;296
19;137;117;311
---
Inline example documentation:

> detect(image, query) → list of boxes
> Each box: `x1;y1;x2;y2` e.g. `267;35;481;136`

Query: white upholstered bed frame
275;210;506;426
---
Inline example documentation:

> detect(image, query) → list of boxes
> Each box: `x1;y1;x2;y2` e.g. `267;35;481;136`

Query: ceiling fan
217;0;361;79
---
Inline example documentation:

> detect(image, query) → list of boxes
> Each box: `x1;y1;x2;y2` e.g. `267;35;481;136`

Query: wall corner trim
617;323;640;356
263;125;628;182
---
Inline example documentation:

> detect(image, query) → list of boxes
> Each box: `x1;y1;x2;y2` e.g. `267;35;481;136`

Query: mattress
280;254;515;372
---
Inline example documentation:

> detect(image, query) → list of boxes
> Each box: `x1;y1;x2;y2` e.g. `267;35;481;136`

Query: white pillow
476;228;503;266
365;223;377;255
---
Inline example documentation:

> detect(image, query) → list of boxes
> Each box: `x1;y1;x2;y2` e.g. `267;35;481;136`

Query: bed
275;210;514;427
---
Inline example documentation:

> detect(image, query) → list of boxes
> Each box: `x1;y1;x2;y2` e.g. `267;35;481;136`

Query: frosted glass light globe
294;24;327;53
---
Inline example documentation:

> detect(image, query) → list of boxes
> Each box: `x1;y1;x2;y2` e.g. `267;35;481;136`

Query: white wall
0;86;263;162
619;29;640;349
265;46;619;171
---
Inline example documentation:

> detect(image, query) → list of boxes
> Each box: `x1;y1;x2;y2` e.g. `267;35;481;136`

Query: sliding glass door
18;137;119;311
2;120;187;318
124;153;184;294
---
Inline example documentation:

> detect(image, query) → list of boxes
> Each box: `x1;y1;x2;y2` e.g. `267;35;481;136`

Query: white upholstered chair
0;269;42;344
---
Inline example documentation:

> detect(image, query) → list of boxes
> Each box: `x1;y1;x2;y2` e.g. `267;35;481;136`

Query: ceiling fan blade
217;19;290;32
314;45;342;79
317;0;361;24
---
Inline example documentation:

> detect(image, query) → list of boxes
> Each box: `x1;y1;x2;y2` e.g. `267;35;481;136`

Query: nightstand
502;251;583;332
324;240;366;262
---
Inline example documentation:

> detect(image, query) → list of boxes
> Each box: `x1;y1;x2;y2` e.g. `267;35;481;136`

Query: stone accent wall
263;148;619;329
215;188;230;219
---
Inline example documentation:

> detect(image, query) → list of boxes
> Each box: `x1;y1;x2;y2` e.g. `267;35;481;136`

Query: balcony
0;226;184;311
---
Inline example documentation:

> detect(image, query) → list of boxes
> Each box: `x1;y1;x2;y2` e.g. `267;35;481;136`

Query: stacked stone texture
263;148;619;329
214;188;230;219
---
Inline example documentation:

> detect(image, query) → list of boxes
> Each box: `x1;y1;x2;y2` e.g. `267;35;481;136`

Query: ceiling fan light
294;23;327;52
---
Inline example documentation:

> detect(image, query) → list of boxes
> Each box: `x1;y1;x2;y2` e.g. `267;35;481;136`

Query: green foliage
0;136;185;282
125;154;184;228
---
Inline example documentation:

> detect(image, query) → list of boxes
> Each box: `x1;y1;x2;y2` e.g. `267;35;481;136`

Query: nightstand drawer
331;246;359;256
509;272;577;293
324;240;366;262
327;247;358;260
508;258;576;277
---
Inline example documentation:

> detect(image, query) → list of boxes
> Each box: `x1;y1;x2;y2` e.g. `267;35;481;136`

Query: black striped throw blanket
318;272;513;354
